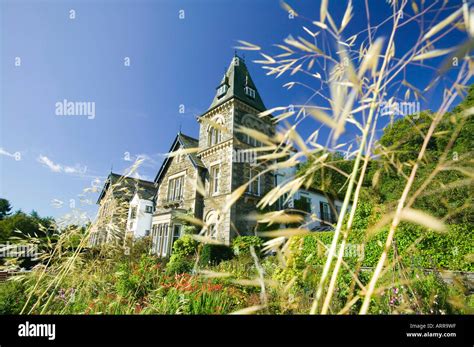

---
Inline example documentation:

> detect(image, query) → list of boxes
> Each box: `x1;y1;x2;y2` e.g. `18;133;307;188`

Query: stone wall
199;141;233;244
231;101;276;235
155;150;198;216
91;186;130;245
198;100;234;150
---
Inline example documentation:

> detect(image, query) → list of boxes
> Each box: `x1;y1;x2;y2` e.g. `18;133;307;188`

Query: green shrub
232;236;263;256
411;273;452;314
171;234;198;257
199;244;233;266
165;234;198;275
274;218;472;311
283;222;472;277
0;279;28;314
166;255;194;275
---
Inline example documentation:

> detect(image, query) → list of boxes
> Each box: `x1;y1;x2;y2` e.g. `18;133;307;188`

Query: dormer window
245;86;255;99
217;84;228;98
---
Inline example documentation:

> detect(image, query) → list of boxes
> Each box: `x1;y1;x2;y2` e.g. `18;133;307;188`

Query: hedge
286;223;473;273
199;244;233;266
232;236;263;256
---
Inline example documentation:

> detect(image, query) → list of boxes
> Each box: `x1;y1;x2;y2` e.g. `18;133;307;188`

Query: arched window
207;117;224;147
208;127;220;146
204;211;220;239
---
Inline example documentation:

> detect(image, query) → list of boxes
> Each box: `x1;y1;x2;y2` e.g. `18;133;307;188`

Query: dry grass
6;0;473;315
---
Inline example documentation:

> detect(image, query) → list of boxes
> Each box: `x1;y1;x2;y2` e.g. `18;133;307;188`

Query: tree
0;198;12;220
368;85;474;224
0;210;55;241
298;152;354;199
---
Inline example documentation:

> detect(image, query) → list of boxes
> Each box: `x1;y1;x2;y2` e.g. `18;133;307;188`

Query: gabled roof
154;132;204;185
96;173;156;204
207;55;266;113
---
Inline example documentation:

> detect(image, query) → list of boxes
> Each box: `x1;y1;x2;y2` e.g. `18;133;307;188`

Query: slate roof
207;55;266;113
177;132;204;168
96;172;156;204
154;132;204;185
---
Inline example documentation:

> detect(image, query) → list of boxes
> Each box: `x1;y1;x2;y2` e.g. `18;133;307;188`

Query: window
217;84;227;97
244;134;261;147
244;165;261;196
295;195;311;213
320;202;332;224
152;223;170;256
167;179;174;201
145;205;153;213
205;211;220;240
207;127;221;147
145;230;150;236
210;165;220;195
172;225;182;248
167;176;184;201
208;224;217;239
152;224;161;254
245;86;255;99
130;206;137;219
162;224;169;256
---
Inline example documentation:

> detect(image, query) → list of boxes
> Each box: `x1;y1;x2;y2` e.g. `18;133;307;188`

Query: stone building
89;173;156;246
150;54;275;256
90;54;348;256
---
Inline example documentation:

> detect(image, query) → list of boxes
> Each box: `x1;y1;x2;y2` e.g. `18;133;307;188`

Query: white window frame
245;86;256;98
162;224;169;257
217;84;227;97
208;127;221;147
210;165;220;195
245;165;261;196
152;224;160;254
167;173;185;202
171;224;182;249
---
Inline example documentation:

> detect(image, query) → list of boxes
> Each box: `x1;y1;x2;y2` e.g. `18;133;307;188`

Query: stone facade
155;151;198;216
90;173;156;246
92;54;280;255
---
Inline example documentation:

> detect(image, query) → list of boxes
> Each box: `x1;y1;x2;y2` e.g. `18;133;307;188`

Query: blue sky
0;0;469;222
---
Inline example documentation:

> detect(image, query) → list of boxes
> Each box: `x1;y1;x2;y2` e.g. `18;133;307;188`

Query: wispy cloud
0;147;20;159
37;155;87;175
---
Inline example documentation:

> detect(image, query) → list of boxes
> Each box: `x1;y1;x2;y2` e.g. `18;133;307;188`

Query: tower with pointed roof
91;54;276;253
196;54;275;243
